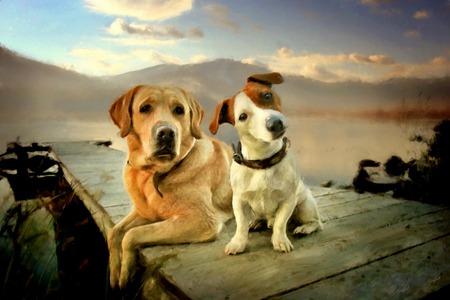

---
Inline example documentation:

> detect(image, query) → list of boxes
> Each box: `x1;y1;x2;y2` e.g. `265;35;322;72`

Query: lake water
0;116;436;186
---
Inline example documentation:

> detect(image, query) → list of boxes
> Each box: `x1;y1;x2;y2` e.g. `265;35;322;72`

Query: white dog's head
209;72;286;144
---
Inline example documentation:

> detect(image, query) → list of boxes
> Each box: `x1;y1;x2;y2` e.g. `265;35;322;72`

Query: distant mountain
0;46;122;121
1;45;449;124
106;59;270;111
107;58;450;113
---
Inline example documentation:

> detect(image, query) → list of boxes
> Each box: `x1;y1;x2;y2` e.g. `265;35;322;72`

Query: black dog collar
233;137;290;169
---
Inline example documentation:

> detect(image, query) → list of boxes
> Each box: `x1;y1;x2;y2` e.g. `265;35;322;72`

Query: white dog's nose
266;116;286;138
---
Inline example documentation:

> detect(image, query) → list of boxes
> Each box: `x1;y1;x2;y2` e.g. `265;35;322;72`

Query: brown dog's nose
154;125;176;159
156;127;175;143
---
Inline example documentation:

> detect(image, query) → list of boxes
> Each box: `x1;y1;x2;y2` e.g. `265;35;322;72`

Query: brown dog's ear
109;85;142;138
209;98;235;135
247;72;284;87
183;90;204;139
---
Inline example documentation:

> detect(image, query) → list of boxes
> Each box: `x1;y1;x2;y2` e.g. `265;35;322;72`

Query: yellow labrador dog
209;73;322;255
108;85;233;289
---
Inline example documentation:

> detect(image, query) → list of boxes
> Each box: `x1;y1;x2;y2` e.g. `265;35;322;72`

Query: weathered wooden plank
273;235;450;299
314;189;372;207
320;195;403;222
50;141;130;236
141;200;449;299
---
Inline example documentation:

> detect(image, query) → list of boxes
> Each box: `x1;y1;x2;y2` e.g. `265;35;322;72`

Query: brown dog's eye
173;106;185;115
139;104;152;114
239;113;248;121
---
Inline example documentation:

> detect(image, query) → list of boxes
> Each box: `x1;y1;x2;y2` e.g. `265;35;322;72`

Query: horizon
1;0;449;82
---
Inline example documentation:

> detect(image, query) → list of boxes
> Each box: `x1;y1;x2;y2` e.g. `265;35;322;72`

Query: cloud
304;64;341;81
349;53;395;65
187;28;205;38
359;0;401;16
107;18;203;40
413;10;431;20
85;0;193;21
387;56;450;79
246;47;399;82
404;30;421;39
69;48;128;75
203;3;240;32
70;46;212;75
241;57;269;69
190;54;210;64
277;47;294;58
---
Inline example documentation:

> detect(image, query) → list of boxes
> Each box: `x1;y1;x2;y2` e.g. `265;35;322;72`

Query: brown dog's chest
125;168;184;221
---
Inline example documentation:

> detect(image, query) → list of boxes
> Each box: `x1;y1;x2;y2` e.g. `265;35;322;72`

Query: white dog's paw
272;235;294;253
225;237;247;255
293;222;322;236
267;218;275;229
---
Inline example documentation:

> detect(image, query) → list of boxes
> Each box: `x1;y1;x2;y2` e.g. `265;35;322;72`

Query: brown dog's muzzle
153;123;177;160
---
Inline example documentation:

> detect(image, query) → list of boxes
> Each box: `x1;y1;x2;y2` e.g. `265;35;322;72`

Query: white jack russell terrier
209;72;323;255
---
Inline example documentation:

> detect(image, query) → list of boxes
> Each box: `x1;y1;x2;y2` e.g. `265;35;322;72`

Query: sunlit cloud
413;10;431;20
190;54;210;64
203;3;240;33
359;0;401;16
246;47;400;82
70;46;212;75
107;18;203;40
241;57;269;69
69;48;128;75
387;56;450;79
130;50;212;67
349;54;395;65
84;0;193;21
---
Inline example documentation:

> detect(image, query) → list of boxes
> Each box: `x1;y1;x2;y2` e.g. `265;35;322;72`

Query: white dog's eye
139;104;152;114
239;113;248;121
263;92;273;102
173;105;185;115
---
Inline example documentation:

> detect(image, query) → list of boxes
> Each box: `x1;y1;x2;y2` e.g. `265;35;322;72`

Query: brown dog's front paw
118;269;131;291
109;257;121;289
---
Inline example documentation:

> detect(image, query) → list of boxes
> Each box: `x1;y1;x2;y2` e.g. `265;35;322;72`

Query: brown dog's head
209;72;285;142
110;85;204;170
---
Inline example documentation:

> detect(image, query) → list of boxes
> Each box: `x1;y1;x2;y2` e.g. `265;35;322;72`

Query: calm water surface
0;116;436;186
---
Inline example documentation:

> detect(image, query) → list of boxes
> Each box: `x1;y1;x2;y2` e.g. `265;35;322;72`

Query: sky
1;0;449;82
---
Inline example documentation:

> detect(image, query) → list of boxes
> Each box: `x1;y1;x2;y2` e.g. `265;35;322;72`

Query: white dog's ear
209;98;235;135
247;72;284;87
109;85;142;138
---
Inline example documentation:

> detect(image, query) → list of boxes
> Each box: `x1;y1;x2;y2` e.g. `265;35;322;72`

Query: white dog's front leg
293;187;323;235
225;197;251;255
272;199;296;253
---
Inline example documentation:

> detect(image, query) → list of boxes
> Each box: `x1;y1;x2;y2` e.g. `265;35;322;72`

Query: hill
0;46;122;121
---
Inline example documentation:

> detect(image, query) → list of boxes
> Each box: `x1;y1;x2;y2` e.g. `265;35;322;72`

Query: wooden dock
51;141;450;299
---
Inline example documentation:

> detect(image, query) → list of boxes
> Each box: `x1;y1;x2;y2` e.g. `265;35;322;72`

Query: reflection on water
288;116;434;185
0;116;437;185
